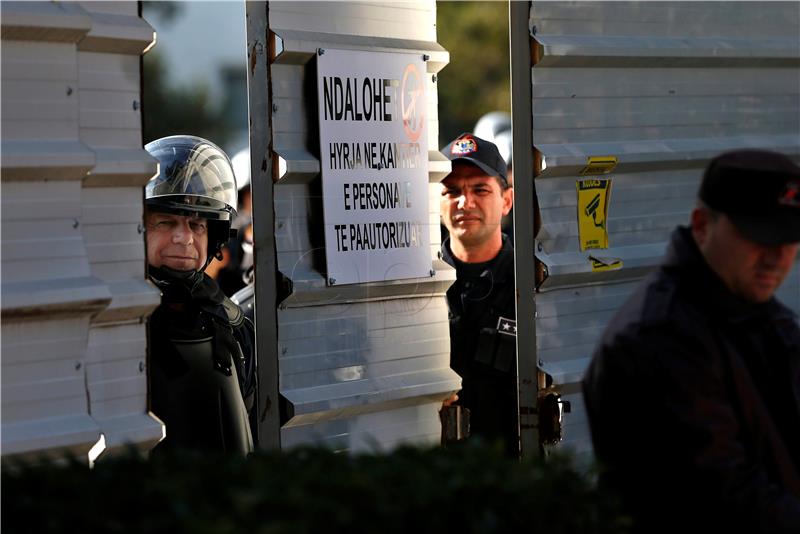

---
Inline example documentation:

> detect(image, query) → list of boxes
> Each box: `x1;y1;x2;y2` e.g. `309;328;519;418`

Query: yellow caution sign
589;255;623;272
580;156;618;176
577;178;612;251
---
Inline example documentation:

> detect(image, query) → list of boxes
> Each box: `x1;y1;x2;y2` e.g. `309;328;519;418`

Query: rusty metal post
509;0;540;459
245;1;281;450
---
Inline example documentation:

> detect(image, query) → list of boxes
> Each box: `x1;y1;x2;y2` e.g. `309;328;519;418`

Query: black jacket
149;269;256;455
583;226;800;533
443;235;519;455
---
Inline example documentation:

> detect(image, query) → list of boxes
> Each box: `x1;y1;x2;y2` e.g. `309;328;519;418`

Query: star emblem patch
497;316;517;337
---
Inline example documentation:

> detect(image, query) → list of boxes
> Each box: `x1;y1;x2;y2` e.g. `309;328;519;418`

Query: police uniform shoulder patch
497;316;517;337
451;135;478;156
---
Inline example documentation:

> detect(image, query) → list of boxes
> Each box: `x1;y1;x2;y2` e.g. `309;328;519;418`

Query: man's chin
449;228;474;240
736;281;778;304
161;259;200;272
450;231;489;247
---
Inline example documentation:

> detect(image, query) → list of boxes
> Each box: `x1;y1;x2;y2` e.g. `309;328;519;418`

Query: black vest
442;236;518;455
148;268;255;455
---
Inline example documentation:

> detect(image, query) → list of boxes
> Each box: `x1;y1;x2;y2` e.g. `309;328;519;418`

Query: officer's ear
501;185;514;216
690;205;711;248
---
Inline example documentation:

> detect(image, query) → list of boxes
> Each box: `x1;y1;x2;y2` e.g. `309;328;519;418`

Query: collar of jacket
663;226;796;325
441;233;514;283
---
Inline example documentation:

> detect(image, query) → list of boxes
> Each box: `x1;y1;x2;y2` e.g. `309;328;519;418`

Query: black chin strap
205;239;227;270
148;266;205;303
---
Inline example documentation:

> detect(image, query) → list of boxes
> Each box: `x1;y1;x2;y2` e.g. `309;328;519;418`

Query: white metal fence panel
1;1;161;461
77;1;162;457
1;1;104;460
266;1;458;451
528;1;800;459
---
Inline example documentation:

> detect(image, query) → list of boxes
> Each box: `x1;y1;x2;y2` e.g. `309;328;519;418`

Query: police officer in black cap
583;149;800;533
440;133;517;456
144;135;256;455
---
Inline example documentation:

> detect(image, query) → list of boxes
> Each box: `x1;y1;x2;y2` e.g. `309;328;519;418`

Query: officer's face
692;207;798;303
145;211;209;271
440;162;513;250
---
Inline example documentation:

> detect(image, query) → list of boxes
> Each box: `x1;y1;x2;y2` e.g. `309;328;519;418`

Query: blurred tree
141;50;235;145
142;1;182;23
141;1;236;147
436;1;510;146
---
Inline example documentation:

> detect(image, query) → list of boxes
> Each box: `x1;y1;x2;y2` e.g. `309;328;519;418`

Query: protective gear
149;270;256;456
144;136;256;456
145;135;238;270
473;111;512;167
442;234;519;457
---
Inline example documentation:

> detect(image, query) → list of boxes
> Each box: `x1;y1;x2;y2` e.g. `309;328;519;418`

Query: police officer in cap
583;149;800;533
440;132;517;456
144;135;256;455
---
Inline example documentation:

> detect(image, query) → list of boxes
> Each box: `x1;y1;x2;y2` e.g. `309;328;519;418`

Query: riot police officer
440;132;517;456
144;135;256;455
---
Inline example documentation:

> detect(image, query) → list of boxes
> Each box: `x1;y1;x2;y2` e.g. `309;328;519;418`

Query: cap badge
778;180;800;208
451;136;478;156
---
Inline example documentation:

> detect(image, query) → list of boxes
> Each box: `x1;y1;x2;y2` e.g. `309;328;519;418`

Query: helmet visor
145;136;237;220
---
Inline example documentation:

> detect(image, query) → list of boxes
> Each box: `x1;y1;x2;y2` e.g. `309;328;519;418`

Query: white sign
317;48;431;285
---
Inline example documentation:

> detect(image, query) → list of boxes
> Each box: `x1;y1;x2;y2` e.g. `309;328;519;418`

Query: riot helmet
144;135;238;272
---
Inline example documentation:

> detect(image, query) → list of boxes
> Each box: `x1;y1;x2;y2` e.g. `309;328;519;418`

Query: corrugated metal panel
77;1;162;457
1;316;100;456
1;1;161;460
1;3;105;460
0;1;91;43
0;39;95;178
77;1;155;55
265;1;458;450
528;1;800;459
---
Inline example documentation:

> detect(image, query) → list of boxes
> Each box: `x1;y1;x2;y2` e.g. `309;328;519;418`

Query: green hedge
3;441;629;533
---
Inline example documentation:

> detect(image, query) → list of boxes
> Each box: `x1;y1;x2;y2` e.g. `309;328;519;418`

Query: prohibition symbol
401;63;425;142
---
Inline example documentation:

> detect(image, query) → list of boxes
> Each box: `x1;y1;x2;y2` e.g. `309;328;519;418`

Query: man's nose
457;191;475;209
172;220;194;245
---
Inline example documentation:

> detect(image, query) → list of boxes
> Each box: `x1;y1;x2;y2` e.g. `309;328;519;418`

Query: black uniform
443;235;518;456
583;226;800;533
149;267;256;455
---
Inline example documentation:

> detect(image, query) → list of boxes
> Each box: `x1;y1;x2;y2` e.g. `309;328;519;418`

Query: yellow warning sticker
580;156;618;176
577;178;612;251
589;255;623;272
